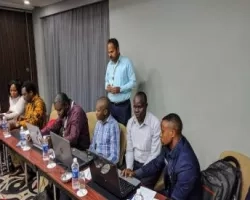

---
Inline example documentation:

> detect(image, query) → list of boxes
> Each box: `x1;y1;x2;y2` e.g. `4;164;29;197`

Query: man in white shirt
121;92;161;189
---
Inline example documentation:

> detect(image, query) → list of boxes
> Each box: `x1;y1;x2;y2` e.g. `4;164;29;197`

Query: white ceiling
0;0;64;9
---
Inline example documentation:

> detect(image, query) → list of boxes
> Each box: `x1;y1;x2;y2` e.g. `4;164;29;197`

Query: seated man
9;81;46;174
9;81;46;130
124;113;202;200
122;91;161;189
89;96;120;164
41;92;90;150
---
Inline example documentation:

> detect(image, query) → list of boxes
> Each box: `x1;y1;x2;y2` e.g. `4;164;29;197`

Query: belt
110;99;130;106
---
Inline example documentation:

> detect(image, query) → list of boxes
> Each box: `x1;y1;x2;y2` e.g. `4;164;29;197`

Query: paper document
132;186;156;200
83;167;92;180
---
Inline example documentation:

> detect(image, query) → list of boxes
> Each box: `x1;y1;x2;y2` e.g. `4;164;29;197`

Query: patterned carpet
0;170;37;200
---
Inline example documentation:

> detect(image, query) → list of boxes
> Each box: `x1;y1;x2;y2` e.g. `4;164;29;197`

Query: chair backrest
86;112;126;166
49;104;58;121
118;123;126;167
86;112;97;141
220;151;250;200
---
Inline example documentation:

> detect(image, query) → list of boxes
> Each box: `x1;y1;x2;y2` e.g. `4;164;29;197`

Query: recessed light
24;0;30;5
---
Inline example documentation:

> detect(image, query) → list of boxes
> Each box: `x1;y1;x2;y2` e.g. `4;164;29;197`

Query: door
0;9;37;112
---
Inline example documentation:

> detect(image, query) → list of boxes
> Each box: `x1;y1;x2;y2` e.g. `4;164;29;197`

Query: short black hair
97;96;111;114
8;80;22;96
54;92;71;105
22;81;37;95
135;91;147;105
162;113;183;134
108;38;119;49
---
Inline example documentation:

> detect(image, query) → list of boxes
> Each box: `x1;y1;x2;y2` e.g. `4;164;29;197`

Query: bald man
89;96;120;164
41;92;90;150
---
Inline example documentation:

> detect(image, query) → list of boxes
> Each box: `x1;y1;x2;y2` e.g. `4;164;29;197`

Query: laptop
88;151;140;199
26;123;43;150
50;131;92;169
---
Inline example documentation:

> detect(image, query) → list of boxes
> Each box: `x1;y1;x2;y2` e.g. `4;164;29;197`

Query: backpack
246;187;250;200
201;156;242;200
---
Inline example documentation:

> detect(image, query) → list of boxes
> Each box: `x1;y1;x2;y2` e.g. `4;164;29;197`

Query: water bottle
134;188;144;200
2;116;9;136
71;157;79;190
20;126;26;148
42;136;49;161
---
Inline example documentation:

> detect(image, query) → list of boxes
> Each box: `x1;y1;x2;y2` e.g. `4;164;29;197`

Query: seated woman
4;80;26;120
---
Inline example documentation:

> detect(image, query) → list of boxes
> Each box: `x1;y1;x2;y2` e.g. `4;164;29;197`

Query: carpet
0;171;37;200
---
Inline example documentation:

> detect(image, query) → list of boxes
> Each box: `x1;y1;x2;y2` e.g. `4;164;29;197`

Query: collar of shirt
110;55;121;65
31;94;39;103
166;136;184;160
100;114;112;125
132;112;151;127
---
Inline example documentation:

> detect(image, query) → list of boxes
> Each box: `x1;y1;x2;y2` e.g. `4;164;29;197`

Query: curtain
42;1;109;112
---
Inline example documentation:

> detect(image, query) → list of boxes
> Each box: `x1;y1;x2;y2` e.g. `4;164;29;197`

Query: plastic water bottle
20;126;26;148
2;116;9;136
71;157;79;190
134;188;144;200
42;136;49;161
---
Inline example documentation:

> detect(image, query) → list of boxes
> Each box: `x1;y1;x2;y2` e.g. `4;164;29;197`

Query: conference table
0;130;166;200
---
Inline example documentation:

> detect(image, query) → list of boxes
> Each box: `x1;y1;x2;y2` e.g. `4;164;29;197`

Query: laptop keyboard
119;177;135;196
72;148;88;161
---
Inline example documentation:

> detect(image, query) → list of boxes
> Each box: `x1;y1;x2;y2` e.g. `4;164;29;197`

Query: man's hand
18;115;26;121
8;122;17;130
111;87;120;94
121;168;135;178
106;84;112;93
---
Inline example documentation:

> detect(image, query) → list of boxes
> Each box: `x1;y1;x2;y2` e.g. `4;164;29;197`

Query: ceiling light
24;0;30;5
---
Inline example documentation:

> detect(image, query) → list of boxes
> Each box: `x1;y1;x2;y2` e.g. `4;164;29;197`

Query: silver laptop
26;123;43;150
50;131;92;169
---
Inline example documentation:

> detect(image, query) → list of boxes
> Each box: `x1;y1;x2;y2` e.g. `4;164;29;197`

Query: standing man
105;38;136;126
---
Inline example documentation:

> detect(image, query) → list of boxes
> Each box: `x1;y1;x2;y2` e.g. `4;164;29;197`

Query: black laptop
88;150;140;199
50;131;93;169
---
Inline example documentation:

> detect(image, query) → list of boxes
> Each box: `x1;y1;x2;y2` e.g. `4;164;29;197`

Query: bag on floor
201;156;242;200
246;187;250;200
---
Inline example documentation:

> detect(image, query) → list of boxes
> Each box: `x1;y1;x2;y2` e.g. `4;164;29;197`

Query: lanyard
111;60;119;86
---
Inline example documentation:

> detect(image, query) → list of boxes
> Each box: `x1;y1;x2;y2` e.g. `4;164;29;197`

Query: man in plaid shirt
89;96;120;164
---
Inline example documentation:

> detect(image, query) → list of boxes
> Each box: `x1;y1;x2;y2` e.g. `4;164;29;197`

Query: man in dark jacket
122;113;201;200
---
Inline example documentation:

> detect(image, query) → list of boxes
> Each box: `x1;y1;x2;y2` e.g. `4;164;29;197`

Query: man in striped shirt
89;96;120;164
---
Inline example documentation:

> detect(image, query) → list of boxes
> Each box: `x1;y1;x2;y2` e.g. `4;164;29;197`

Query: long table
0;130;166;200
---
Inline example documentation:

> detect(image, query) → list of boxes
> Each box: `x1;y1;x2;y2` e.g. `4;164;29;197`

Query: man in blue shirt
89;96;120;164
105;38;136;126
123;113;201;200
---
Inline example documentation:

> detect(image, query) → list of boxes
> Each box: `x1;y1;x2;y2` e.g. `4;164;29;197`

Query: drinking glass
47;148;56;168
77;171;87;197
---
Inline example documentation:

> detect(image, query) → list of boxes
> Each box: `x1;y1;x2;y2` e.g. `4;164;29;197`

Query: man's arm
170;163;200;200
107;122;120;164
135;149;165;179
19;100;45;127
144;120;161;165
120;60;136;92
105;64;111;91
125;120;134;169
41;118;62;136
64;110;83;145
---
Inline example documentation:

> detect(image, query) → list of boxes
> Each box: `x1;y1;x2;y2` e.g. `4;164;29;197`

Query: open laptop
26;123;43;150
50;131;92;169
88;151;140;200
